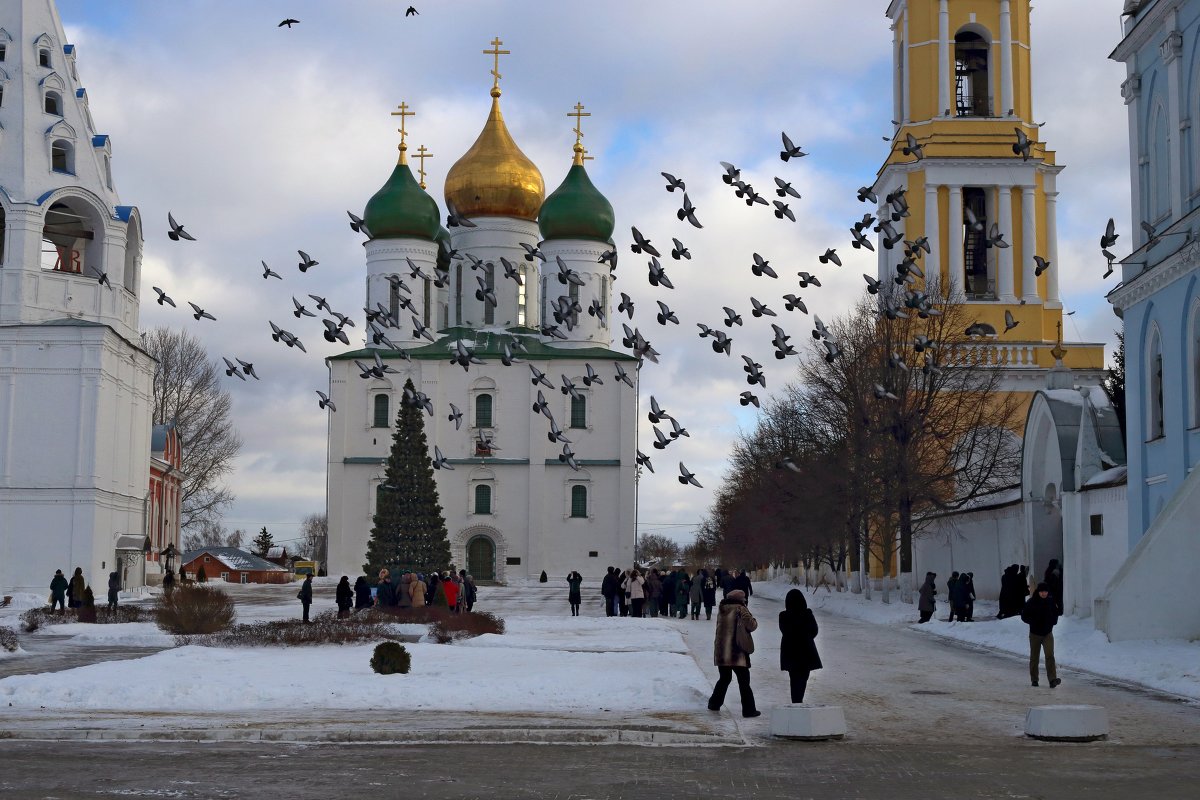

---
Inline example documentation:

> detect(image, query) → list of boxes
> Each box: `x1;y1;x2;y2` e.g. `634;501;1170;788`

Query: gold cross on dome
1050;320;1068;362
415;145;434;189
391;101;415;162
483;37;510;93
568;101;590;147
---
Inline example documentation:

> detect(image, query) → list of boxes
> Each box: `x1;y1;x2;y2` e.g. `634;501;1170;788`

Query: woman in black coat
778;589;822;703
335;576;353;618
353;576;372;611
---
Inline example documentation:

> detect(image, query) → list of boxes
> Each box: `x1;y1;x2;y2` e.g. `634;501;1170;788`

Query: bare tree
142;327;242;532
181;521;245;552
300;513;328;571
635;532;681;569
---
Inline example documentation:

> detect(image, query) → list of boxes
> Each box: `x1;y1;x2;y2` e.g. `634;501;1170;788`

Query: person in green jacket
49;570;68;613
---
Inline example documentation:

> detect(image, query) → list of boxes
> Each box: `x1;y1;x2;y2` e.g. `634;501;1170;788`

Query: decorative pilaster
1045;190;1061;308
1020;186;1040;303
997;186;1016;303
938;0;950;117
1000;0;1014;115
924;182;941;284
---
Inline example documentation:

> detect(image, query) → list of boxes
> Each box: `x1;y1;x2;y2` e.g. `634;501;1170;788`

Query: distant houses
179;547;291;585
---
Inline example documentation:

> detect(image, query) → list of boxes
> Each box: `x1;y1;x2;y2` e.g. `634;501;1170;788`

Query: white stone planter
1024;705;1109;742
769;704;847;741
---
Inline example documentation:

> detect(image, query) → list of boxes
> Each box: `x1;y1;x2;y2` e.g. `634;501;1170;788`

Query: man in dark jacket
732;569;753;605
298;574;314;623
601;567;617;617
1021;582;1061;687
50;570;69;613
1044;559;1064;615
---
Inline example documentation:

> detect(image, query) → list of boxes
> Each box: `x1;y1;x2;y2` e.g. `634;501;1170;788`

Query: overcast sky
56;0;1133;550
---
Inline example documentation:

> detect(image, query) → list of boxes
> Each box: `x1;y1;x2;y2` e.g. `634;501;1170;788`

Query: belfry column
1020;186;1039;303
924;182;941;282
947;185;964;297
938;0;950;116
1045;190;1062;308
1000;0;1015;115
997;186;1016;302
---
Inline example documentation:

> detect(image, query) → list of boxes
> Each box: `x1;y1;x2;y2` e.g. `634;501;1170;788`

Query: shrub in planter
155;584;235;635
370;641;411;675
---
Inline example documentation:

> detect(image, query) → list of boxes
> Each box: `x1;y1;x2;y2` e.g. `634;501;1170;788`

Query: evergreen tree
197;564;208;583
252;526;274;557
363;378;452;577
1103;330;1126;439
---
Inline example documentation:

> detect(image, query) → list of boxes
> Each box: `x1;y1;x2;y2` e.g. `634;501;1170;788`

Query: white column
1045;190;1061;308
924;182;941;286
938;0;950;117
947;185;965;298
997;186;1016;302
1000;0;1014;116
1020;186;1040;304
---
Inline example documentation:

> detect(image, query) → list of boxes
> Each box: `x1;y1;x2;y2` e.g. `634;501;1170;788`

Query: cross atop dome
483;36;510;98
391;101;415;164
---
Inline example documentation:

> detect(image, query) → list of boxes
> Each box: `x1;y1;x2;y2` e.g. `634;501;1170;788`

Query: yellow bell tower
876;0;1104;378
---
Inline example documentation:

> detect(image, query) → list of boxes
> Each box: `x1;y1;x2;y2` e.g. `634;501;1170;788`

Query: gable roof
180;547;287;573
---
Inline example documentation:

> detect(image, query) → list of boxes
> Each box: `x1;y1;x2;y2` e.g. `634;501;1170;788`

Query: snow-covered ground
756;578;1200;700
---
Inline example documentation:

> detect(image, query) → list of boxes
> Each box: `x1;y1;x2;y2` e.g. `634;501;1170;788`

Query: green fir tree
252;526;274;557
363;378;452;577
1103;330;1126;440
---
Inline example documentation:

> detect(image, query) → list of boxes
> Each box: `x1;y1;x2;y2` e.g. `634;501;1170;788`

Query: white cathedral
0;0;157;595
325;69;638;583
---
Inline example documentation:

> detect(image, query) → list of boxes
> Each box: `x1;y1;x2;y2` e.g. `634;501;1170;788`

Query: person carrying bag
707;589;760;717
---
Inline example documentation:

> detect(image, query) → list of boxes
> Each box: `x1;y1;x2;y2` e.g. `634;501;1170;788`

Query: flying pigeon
780;131;806;162
222;358;246;381
152;286;175;307
774;177;801;199
187;302;215;322
167;212;195;242
261;261;282;280
315;390;335;411
661;172;685;193
630;227;661;258
677;193;703;228
678;463;703;488
670;238;691;261
297;251;319;272
751;253;778;279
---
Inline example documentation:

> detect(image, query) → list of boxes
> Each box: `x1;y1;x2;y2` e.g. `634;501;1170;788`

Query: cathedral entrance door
467;536;496;581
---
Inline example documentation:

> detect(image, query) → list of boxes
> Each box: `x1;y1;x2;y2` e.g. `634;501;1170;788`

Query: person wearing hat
49;569;68;613
707;589;760;718
297;573;314;623
1021;582;1061;688
779;589;822;703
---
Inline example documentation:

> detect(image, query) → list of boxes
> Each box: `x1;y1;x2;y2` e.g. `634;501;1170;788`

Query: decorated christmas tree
363;378;452;577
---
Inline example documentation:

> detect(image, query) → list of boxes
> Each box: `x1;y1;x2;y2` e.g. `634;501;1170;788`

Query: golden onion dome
444;91;545;221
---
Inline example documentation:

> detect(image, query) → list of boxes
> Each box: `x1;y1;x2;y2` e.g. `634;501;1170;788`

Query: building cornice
1111;0;1179;62
1108;240;1200;309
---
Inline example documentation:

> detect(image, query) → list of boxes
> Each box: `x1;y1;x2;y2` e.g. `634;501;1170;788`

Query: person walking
779;589;822;703
644;568;662;618
707;589;760;718
689;570;704;620
566;571;583;616
335;576;353;618
106;571;120;611
628;569;646;618
297;574;314;623
68;567;85;609
464;573;478;612
601;567;617;617
442;572;460;612
353;576;372;611
49;569;68;613
375;569;396;607
162;568;176;598
733;569;753;605
617;570;630;617
673;567;690;619
917;572;937;623
997;564;1019;618
1021;582;1061;688
946;571;961;621
1044;559;1064;615
701;570;717;620
426;572;441;607
962;572;977;621
661;568;676;617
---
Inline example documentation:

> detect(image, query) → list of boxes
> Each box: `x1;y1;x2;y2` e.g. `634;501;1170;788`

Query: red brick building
180;547;291;584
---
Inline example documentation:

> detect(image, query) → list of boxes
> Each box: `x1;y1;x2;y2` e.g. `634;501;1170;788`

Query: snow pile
30;622;175;648
456;615;687;653
0;633;709;713
0;593;51;613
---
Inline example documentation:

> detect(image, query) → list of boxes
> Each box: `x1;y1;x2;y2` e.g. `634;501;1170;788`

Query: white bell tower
0;0;155;595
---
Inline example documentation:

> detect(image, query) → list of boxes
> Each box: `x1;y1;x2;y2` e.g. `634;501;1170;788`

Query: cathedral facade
326;65;637;583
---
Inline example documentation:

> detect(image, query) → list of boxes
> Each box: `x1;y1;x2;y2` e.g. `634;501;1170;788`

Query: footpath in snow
755;578;1200;701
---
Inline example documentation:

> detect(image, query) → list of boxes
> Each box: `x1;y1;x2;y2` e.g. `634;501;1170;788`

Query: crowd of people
303;568;480;622
595;566;753;619
46;567;122;613
917;560;1064;625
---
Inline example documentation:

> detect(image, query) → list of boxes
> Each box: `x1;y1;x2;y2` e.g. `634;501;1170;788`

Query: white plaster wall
913;504;1027;600
364;238;438;347
447;218;540;329
538;239;612;346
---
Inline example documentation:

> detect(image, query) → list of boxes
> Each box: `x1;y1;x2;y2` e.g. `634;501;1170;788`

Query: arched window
104;155;113;190
375;483;390;515
423;276;432;327
475;393;493;428
483;265;496;325
955;31;990;117
0;43;7;62
0;203;6;266
388;276;400;323
517;265;528;326
39;47;51;68
474;484;492;515
570;485;588;518
122;213;141;293
50;139;73;173
1149;103;1171;223
570;394;586;429
44;89;62;115
41;199;92;273
373;393;390;428
1148;328;1164;440
962;187;992;298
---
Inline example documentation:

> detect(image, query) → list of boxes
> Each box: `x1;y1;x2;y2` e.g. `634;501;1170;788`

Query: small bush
429;611;506;644
155;584;235;635
359;605;451;625
0;626;18;652
182;611;405;647
370;641;411;675
21;605;150;632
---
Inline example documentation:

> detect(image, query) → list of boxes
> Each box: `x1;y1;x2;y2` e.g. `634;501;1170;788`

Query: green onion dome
538;148;615;243
363;160;441;241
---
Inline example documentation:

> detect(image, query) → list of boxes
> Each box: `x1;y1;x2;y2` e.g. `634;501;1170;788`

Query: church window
122;213;141;293
104;156;113;190
474;484;492;515
569;280;580;306
1089;514;1104;536
1148;328;1164;440
50;139;73;173
570;394;586;429
954;31;991;117
475;393;493;428
388;276;400;323
39;47;50;68
373;393;390;428
42;200;91;274
44;90;62;115
0;205;6;266
962;187;992;299
599;276;608;324
0;43;7;61
570;485;588;518
483;265;496;325
454;264;462;325
423;277;432;328
517;265;527;326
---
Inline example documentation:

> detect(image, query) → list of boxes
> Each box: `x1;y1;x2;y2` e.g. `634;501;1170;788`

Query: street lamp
161;543;177;573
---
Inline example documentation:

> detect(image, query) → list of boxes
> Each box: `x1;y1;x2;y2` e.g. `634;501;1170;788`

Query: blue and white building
1101;0;1200;641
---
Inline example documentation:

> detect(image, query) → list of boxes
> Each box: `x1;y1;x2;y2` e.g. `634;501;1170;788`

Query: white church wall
1066;484;1128;619
913;502;1026;600
448;219;540;328
539;239;611;346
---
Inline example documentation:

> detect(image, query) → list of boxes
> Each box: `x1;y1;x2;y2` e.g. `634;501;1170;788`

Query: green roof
327;326;639;363
538;163;615;243
363;162;441;241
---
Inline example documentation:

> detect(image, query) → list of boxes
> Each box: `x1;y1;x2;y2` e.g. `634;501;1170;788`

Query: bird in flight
677;193;703;228
187;302;215;322
261;261;281;280
278;19;300;28
152;287;175;307
406;6;419;16
780;131;806;162
678;463;703;488
297;251;318;272
661;172;685;193
167;212;195;242
670;238;691;261
315;391;335;412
